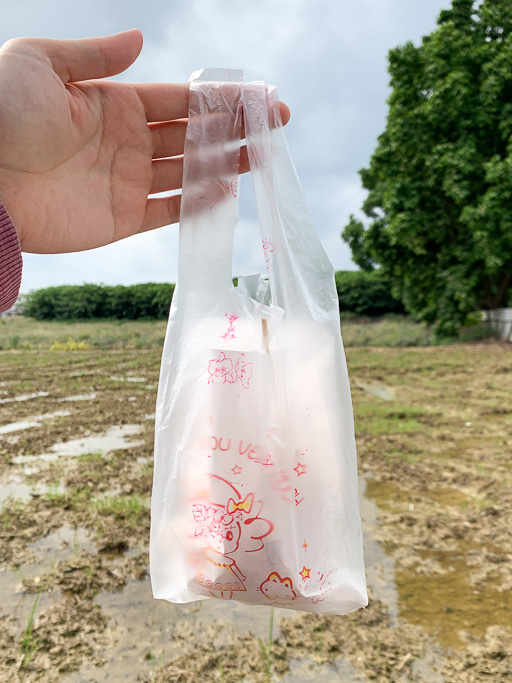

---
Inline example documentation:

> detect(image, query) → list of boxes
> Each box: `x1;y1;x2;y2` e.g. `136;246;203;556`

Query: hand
0;31;290;254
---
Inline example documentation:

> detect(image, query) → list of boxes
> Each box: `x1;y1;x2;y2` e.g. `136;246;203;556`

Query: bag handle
177;70;243;309
243;83;337;317
178;72;337;320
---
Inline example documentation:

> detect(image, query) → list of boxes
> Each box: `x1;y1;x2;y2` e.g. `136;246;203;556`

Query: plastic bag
150;69;368;615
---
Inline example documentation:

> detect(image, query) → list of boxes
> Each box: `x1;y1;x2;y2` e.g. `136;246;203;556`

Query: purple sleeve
0;200;23;314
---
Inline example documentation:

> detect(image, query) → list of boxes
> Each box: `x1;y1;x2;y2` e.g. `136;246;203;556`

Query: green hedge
335;271;405;316
24;283;175;321
23;272;403;320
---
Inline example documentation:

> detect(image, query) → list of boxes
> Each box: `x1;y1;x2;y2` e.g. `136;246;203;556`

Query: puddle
30;526;97;564
0;410;71;435
1;526;96;620
136;456;152;465
357;383;395;401
11;425;144;464
109;376;147;383
0;471;66;510
434;436;503;459
365;479;470;509
283;657;367;681
65;579;300;682
0;391;49;404
360;478;399;623
57;393;97;402
396;549;512;649
364;476;512;651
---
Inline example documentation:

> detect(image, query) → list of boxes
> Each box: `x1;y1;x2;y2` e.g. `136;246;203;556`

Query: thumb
29;29;143;83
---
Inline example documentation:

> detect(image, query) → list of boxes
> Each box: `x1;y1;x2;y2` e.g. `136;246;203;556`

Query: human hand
0;30;290;254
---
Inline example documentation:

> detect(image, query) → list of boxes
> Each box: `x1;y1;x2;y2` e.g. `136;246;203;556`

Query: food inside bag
150;69;368;615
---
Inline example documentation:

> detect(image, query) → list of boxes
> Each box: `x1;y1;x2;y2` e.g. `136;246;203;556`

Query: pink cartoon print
210;178;238;210
259;572;297;603
235;354;253;388
208;352;254;389
293;462;307;477
208;352;236;385
311;570;334;604
262;238;275;270
294;488;304;506
191;475;273;599
221;311;239;341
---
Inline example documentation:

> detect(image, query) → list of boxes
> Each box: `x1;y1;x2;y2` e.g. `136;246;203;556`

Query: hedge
335;271;405;316
23;283;175;321
23;271;403;320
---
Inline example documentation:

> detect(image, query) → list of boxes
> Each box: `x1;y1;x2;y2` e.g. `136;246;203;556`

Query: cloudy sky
2;0;450;293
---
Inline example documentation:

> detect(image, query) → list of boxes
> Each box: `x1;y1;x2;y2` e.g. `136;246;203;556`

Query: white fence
483;308;512;343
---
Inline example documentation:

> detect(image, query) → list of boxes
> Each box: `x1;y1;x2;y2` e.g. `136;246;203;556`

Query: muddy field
0;339;510;682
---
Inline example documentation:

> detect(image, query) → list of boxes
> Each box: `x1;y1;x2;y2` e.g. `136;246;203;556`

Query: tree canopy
342;0;512;334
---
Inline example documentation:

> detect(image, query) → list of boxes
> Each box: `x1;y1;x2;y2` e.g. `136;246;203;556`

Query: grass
0;317;167;350
0;315;500;350
78;452;104;463
259;607;275;683
20;591;42;669
92;495;149;525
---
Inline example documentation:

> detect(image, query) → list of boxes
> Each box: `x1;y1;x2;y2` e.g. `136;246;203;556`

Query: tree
342;0;512;334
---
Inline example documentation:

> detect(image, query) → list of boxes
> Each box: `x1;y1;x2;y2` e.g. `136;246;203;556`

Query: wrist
0;196;23;313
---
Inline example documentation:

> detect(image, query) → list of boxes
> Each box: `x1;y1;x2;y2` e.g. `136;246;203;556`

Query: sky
1;0;450;293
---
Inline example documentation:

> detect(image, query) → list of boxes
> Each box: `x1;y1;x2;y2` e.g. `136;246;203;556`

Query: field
0;319;510;682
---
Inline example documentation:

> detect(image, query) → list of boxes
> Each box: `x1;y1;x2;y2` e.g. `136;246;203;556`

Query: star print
293;462;307;477
299;566;311;580
231;465;242;476
302;541;309;551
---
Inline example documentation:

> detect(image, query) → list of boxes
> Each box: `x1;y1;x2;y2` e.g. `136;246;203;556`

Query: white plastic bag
151;69;367;615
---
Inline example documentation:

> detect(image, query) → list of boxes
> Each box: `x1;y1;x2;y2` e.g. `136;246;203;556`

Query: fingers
150;146;250;194
138;81;291;128
151;157;183;194
150;120;187;159
278;102;291;127
28;29;143;84
136;83;190;123
149;103;290;159
141;194;182;232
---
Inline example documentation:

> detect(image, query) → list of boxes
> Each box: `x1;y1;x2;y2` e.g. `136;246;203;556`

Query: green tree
342;0;512;334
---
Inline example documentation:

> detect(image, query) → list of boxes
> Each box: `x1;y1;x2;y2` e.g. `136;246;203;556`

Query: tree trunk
480;271;512;310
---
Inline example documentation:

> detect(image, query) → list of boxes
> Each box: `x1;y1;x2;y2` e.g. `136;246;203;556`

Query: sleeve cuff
0;199;23;314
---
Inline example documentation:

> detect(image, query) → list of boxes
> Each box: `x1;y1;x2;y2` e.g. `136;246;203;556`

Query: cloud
1;0;450;292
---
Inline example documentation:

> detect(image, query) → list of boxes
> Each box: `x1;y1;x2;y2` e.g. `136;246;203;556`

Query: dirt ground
0;341;510;682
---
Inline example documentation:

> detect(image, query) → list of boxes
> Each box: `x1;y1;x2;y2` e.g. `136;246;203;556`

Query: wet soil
0;344;510;681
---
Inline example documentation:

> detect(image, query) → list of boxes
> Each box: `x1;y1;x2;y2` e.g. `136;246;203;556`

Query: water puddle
109;376;147;383
0;391;50;404
434;436;503;459
65;579;302;682
364;476;512;651
396;549;512;649
283;658;367;681
359;478;399;623
0;410;71;435
0;471;66;510
356;383;395;401
1;526;96;622
57;393;97;402
11;425;144;464
136;456;152;465
365;479;470;510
